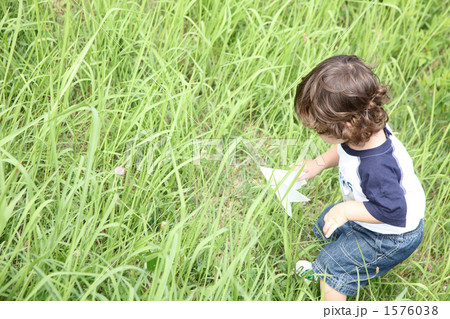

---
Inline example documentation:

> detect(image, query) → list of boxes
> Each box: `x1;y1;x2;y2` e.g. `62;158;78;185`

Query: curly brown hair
294;55;389;145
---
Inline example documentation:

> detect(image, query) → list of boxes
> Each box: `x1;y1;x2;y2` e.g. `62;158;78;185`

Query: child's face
318;134;346;145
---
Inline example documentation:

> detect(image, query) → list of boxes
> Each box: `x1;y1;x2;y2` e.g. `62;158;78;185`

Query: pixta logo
125;132;325;171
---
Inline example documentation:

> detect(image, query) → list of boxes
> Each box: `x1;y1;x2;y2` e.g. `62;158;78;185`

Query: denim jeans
311;203;424;296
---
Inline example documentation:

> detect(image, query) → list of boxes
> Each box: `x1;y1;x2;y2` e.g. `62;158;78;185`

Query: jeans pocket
339;230;378;268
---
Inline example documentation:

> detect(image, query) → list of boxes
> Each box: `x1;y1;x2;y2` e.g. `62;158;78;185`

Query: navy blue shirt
337;125;425;234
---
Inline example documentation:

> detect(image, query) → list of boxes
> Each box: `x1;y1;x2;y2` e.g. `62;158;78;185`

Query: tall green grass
0;0;448;300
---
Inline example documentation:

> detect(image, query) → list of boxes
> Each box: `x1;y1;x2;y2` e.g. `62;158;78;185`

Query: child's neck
347;129;387;151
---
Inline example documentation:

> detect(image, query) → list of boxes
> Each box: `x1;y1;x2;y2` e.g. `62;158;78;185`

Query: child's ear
342;121;353;136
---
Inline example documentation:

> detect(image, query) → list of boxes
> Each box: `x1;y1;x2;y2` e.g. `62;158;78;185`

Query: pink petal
115;166;125;175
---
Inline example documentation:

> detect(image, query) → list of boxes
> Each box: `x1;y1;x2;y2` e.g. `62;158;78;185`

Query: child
292;55;425;301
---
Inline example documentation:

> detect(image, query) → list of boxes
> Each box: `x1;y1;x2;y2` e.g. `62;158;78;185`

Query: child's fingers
290;160;306;171
323;221;330;236
324;223;337;238
296;171;309;181
323;216;337;238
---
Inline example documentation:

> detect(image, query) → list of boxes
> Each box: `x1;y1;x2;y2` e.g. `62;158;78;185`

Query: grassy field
0;0;448;301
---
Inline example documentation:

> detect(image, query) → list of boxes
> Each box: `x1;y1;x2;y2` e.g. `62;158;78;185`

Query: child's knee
313;222;327;242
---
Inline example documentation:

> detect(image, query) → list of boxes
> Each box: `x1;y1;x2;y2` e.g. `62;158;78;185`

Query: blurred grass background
0;0;448;300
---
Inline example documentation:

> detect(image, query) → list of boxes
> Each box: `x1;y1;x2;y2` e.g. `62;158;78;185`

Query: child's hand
289;159;324;181
323;204;348;238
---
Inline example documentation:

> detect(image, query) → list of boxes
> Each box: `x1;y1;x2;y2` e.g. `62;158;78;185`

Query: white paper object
260;166;310;217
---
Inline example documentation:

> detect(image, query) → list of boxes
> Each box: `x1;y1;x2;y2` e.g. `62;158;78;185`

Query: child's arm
323;201;382;238
292;145;339;180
